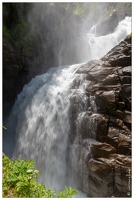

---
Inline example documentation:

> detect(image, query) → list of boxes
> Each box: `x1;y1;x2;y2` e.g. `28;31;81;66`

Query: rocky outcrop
96;9;131;36
3;38;34;120
69;35;131;197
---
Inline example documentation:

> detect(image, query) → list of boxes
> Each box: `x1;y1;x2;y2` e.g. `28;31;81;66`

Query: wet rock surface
70;36;131;197
3;38;34;120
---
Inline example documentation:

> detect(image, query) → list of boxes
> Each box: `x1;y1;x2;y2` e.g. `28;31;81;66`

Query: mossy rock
126;33;132;39
125;33;132;43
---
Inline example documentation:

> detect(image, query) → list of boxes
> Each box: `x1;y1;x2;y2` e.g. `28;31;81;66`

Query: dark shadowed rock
96;10;119;37
3;38;34;120
109;55;131;67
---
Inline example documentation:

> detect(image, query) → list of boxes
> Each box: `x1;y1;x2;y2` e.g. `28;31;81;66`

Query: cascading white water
4;16;131;195
87;16;131;60
6;64;83;192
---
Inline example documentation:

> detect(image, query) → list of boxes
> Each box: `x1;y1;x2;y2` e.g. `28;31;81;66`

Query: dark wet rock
120;76;131;84
96;10;119;37
3;38;34;120
109;55;131;67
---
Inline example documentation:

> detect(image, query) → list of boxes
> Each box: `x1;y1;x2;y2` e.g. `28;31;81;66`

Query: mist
27;3;90;71
25;3;116;74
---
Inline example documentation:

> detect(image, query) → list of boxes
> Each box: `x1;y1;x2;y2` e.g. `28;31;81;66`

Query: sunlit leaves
2;156;78;198
2;125;7;130
58;186;78;198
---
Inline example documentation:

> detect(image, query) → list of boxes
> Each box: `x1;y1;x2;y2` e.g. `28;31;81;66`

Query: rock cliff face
3;38;34;120
96;9;131;36
69;35;131;197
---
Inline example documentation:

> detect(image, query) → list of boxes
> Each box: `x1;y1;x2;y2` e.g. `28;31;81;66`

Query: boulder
87;158;114;197
91;141;117;158
103;74;120;85
85;155;131;197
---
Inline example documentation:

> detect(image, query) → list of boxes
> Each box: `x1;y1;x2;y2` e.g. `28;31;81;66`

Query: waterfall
87;16;131;60
3;16;131;195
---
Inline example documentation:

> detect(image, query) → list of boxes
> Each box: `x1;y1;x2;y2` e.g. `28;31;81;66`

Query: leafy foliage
2;156;78;198
2;125;7;130
58;186;78;198
3;3;34;51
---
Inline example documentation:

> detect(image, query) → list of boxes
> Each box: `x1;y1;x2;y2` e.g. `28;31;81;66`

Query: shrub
2;156;78;198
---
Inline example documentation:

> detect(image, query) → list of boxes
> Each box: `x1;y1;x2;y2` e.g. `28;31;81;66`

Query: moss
125;33;132;44
126;33;132;40
116;2;132;10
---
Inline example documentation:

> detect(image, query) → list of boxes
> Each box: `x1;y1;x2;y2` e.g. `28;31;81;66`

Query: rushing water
3;16;131;195
87;16;131;60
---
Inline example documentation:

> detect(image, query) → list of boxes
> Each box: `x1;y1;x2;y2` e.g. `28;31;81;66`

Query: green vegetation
58;186;78;198
2;125;7;130
126;33;132;40
116;2;132;10
3;21;34;51
2;155;78;198
106;107;116;115
3;3;34;51
103;2;131;17
13;21;34;51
